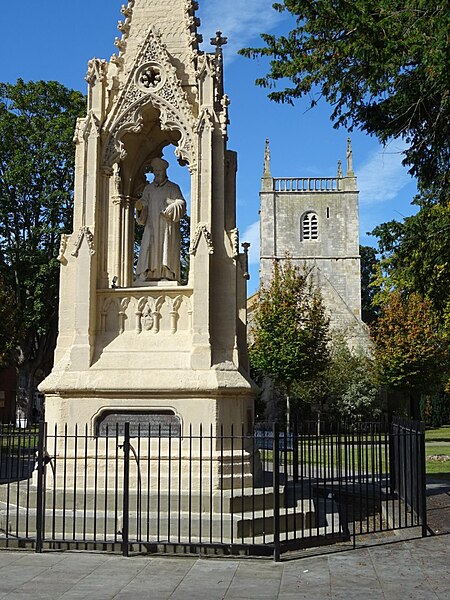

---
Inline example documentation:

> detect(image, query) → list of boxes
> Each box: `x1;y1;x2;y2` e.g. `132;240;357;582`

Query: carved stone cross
210;31;228;52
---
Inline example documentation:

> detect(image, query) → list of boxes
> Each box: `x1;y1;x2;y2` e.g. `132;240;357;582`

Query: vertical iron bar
51;424;57;541
210;424;213;544
83;424;88;541
230;424;234;544
419;423;427;537
73;424;78;542
251;423;256;545
241;423;245;544
137;424;142;544
330;427;335;537
378;424;383;532
188;424;192;544
94;428;99;541
178;425;182;543
15;425;23;538
104;425;109;542
5;424;12;548
168;424;172;542
300;422;305;541
62;424;68;541
350;425;356;547
403;425;407;527
114;424;119;543
146;423;151;543
157;425;161;542
365;424;369;534
315;423;319;539
25;428;32;539
219;423;225;544
122;422;130;557
293;420;299;485
35;420;45;553
220;424;224;545
273;422;280;562
199;423;203;544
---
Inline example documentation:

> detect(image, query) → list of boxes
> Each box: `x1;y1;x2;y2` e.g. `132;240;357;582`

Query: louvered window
302;212;318;240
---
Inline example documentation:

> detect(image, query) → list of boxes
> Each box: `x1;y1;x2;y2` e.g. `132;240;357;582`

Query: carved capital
189;223;214;255
71;227;95;258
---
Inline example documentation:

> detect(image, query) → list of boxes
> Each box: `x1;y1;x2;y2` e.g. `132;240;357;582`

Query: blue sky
1;0;418;294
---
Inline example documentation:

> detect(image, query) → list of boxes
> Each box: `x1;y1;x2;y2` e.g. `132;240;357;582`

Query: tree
360;245;380;324
240;1;449;201
372;203;450;314
294;334;380;424
0;79;86;416
249;258;330;425
0;274;19;367
373;291;448;398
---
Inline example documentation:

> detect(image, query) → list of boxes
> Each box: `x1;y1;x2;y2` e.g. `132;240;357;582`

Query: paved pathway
0;534;448;599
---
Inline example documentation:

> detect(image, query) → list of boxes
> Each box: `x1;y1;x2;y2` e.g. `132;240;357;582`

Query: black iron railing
0;419;427;560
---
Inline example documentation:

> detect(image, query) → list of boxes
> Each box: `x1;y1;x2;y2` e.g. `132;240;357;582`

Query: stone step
1;501;316;545
0;481;281;513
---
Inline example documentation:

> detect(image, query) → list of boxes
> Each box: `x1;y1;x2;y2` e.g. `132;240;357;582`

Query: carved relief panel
98;291;193;337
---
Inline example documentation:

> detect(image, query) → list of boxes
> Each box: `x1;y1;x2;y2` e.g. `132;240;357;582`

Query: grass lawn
425;425;450;443
259;430;450;481
425;433;450;481
0;426;39;449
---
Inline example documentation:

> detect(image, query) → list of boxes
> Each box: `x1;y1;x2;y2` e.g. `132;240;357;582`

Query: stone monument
39;0;256;487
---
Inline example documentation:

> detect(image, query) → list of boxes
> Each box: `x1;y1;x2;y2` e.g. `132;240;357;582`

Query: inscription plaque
97;411;181;437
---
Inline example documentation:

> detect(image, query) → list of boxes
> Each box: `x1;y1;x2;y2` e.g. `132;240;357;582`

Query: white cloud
357;141;413;205
242;220;260;265
198;0;285;62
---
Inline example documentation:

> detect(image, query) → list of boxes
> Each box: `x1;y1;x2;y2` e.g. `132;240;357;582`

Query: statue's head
150;157;169;185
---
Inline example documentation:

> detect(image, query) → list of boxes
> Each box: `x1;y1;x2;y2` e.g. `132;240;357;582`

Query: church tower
260;139;369;348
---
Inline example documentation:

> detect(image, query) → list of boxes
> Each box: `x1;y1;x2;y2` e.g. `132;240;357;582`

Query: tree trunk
15;361;35;423
15;321;58;423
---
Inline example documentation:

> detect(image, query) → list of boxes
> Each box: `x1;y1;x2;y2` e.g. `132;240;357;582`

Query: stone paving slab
0;535;448;599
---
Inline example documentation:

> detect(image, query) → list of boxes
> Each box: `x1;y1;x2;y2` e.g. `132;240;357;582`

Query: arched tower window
301;212;319;240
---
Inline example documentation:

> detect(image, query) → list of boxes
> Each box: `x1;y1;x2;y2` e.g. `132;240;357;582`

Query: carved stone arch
103;93;196;171
102;26;197;171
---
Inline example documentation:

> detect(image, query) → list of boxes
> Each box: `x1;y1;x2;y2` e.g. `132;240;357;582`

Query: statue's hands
161;205;175;219
135;199;143;212
161;199;185;222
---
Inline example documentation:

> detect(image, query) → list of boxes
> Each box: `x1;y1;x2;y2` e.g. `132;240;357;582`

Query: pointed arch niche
102;103;193;289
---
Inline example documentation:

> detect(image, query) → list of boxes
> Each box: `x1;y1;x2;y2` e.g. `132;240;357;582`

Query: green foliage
0;274;19;366
420;394;450;428
0;79;86;402
294;334;380;422
373;291;448;392
240;0;450;200
249;258;330;392
360;245;380;323
372;203;450;314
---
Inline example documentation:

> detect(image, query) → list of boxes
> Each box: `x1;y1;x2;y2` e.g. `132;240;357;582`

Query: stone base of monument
27;444;263;494
0;482;317;546
35;391;262;494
